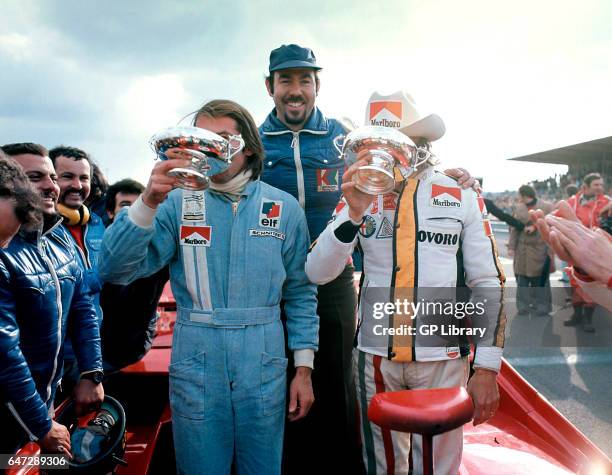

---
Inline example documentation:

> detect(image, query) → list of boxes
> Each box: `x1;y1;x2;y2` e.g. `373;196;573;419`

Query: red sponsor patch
431;184;462;201
316;169;339;192
446;345;460;359
371;194;397;214
369;101;402;120
180;225;211;247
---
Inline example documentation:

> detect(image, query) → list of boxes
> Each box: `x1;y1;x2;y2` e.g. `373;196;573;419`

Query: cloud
1;0;610;190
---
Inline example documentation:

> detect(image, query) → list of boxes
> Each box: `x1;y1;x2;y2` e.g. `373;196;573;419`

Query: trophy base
353;166;395;195
168;168;210;191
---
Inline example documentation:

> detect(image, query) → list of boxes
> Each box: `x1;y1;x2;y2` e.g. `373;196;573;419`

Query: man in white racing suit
305;91;506;474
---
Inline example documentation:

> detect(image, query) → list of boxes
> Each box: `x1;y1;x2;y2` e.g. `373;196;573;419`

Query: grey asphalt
494;222;612;458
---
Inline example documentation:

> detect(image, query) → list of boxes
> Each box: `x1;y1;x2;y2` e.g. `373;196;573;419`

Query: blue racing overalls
99;180;318;474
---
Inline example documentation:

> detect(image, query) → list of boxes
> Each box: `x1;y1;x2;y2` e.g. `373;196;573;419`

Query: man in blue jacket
99;99;318;474
0;143;104;455
259;44;363;472
49;146;105;390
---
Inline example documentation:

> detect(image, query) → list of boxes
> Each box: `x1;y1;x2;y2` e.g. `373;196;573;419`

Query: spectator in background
86;163;110;227
105;178;144;220
49;146;106;391
100;178;169;370
563;173;610;331
0;143;103;455
508;185;554;317
0;153;42;247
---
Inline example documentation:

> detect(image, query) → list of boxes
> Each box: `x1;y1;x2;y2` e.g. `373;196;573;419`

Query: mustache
40;189;58;200
60;187;85;199
284;95;306;103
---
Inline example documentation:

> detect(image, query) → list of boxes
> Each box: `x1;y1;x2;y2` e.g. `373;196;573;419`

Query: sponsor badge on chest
316;169;339;192
430;184;462;208
180;225;212;247
182;192;205;221
259;199;283;229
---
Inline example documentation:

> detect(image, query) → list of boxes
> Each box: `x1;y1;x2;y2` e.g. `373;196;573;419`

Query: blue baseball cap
268;44;322;73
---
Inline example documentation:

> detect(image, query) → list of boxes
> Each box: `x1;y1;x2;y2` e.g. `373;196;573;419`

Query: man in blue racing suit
99;100;318;475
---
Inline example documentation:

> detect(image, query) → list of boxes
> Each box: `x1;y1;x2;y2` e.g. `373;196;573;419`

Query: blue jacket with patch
0;218;102;441
259;107;347;242
98;181;318;352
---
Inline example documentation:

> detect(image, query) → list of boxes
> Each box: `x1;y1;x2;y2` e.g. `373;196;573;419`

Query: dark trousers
516;259;552;314
0;404;28;455
282;265;364;474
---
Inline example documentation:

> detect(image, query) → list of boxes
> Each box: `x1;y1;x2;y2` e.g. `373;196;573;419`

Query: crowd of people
1;43;610;475
485;172;610;330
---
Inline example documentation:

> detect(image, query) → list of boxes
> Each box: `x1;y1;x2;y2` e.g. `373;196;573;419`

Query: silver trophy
334;126;421;195
150;126;245;190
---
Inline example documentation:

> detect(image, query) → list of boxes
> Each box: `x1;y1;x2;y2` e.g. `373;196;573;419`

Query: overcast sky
1;0;610;191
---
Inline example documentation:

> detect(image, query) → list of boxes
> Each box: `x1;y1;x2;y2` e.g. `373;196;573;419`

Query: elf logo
431;184;462;208
369;101;402;128
180;225;211;247
417;230;459;246
260;200;283;229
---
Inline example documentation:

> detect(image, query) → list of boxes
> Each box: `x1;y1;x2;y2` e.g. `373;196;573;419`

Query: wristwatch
81;370;104;384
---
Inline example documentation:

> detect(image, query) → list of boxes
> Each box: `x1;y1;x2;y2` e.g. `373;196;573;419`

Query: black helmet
55;395;127;474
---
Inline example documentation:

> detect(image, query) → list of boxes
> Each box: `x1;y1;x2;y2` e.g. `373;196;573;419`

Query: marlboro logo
430;184;462;208
180;225;211;247
369;101;403;128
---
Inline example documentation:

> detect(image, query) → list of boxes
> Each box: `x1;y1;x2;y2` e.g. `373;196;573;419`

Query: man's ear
265;76;273;97
107;210;114;220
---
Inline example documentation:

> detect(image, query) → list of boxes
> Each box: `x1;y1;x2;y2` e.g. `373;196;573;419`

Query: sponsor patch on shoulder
260;199;283;229
431;184;462;208
182;192;205;221
180;225;211;247
250;229;285;240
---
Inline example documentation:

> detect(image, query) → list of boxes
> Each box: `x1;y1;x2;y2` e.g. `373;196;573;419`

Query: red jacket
566;191;610;228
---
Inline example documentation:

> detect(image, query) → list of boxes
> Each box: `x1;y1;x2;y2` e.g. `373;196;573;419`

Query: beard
283;110;307;125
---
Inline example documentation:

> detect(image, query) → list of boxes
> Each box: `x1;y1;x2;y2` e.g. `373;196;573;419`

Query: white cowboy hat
364;91;446;142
